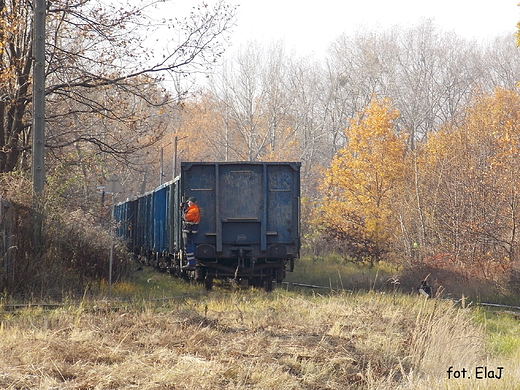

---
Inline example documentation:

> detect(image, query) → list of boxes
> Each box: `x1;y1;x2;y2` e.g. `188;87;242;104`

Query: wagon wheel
204;275;214;291
195;267;206;283
169;252;183;277
274;265;285;283
249;277;261;288
264;277;273;293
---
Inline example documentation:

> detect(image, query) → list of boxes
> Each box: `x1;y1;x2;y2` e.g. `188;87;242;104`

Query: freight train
114;162;301;291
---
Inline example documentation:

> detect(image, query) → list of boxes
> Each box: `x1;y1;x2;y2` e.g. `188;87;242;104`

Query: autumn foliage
2;10;520;296
415;89;520;283
318;98;406;265
152;88;520;291
312;89;520;289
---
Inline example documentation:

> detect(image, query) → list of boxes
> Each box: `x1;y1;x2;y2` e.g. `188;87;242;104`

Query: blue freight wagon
114;161;301;291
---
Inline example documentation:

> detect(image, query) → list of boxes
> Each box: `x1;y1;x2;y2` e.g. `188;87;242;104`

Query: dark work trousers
184;223;198;266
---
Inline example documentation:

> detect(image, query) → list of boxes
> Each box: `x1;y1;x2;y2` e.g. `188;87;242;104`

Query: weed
0;264;519;389
286;255;399;292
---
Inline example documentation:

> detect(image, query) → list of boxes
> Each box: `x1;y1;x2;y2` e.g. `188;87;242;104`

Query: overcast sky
224;0;518;56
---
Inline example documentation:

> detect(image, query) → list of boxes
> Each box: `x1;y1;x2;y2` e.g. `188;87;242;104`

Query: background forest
143;21;520;298
1;0;520;298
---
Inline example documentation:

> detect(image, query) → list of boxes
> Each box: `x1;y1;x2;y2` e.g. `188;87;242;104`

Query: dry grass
2;286;517;390
285;256;399;292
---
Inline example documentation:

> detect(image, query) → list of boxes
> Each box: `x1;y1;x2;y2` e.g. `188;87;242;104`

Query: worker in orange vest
182;197;200;271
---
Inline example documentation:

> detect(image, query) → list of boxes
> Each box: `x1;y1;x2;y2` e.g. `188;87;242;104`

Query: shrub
0;173;131;299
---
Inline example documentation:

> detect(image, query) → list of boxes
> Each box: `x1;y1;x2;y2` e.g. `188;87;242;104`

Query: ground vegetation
1;268;518;389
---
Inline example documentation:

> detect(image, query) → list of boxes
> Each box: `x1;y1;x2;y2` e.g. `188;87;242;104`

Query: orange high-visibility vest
184;204;200;223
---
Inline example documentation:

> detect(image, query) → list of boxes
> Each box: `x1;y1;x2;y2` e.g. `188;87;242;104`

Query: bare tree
0;0;236;174
208;42;278;161
481;34;520;91
326;21;487;149
285;58;331;187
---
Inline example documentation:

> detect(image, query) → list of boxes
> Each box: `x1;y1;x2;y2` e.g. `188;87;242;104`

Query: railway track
1;282;519;314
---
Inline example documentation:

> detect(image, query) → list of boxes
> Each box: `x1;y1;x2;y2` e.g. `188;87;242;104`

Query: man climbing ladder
182;197;200;271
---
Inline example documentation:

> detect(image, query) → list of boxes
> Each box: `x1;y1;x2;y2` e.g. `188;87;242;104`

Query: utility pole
159;146;164;185
172;136;187;180
172;136;178;180
32;0;46;258
105;176;123;296
33;0;46;193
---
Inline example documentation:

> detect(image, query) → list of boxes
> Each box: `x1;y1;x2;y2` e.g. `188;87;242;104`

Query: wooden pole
33;0;46;193
173;136;178;180
32;0;46;267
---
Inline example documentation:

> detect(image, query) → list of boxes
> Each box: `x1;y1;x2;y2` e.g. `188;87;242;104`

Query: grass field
1;263;519;389
285;255;400;292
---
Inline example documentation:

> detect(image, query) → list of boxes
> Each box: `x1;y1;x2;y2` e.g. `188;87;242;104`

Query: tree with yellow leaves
420;88;520;279
321;98;406;265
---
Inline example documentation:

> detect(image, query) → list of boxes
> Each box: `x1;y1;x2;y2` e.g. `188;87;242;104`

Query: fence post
0;197;13;291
